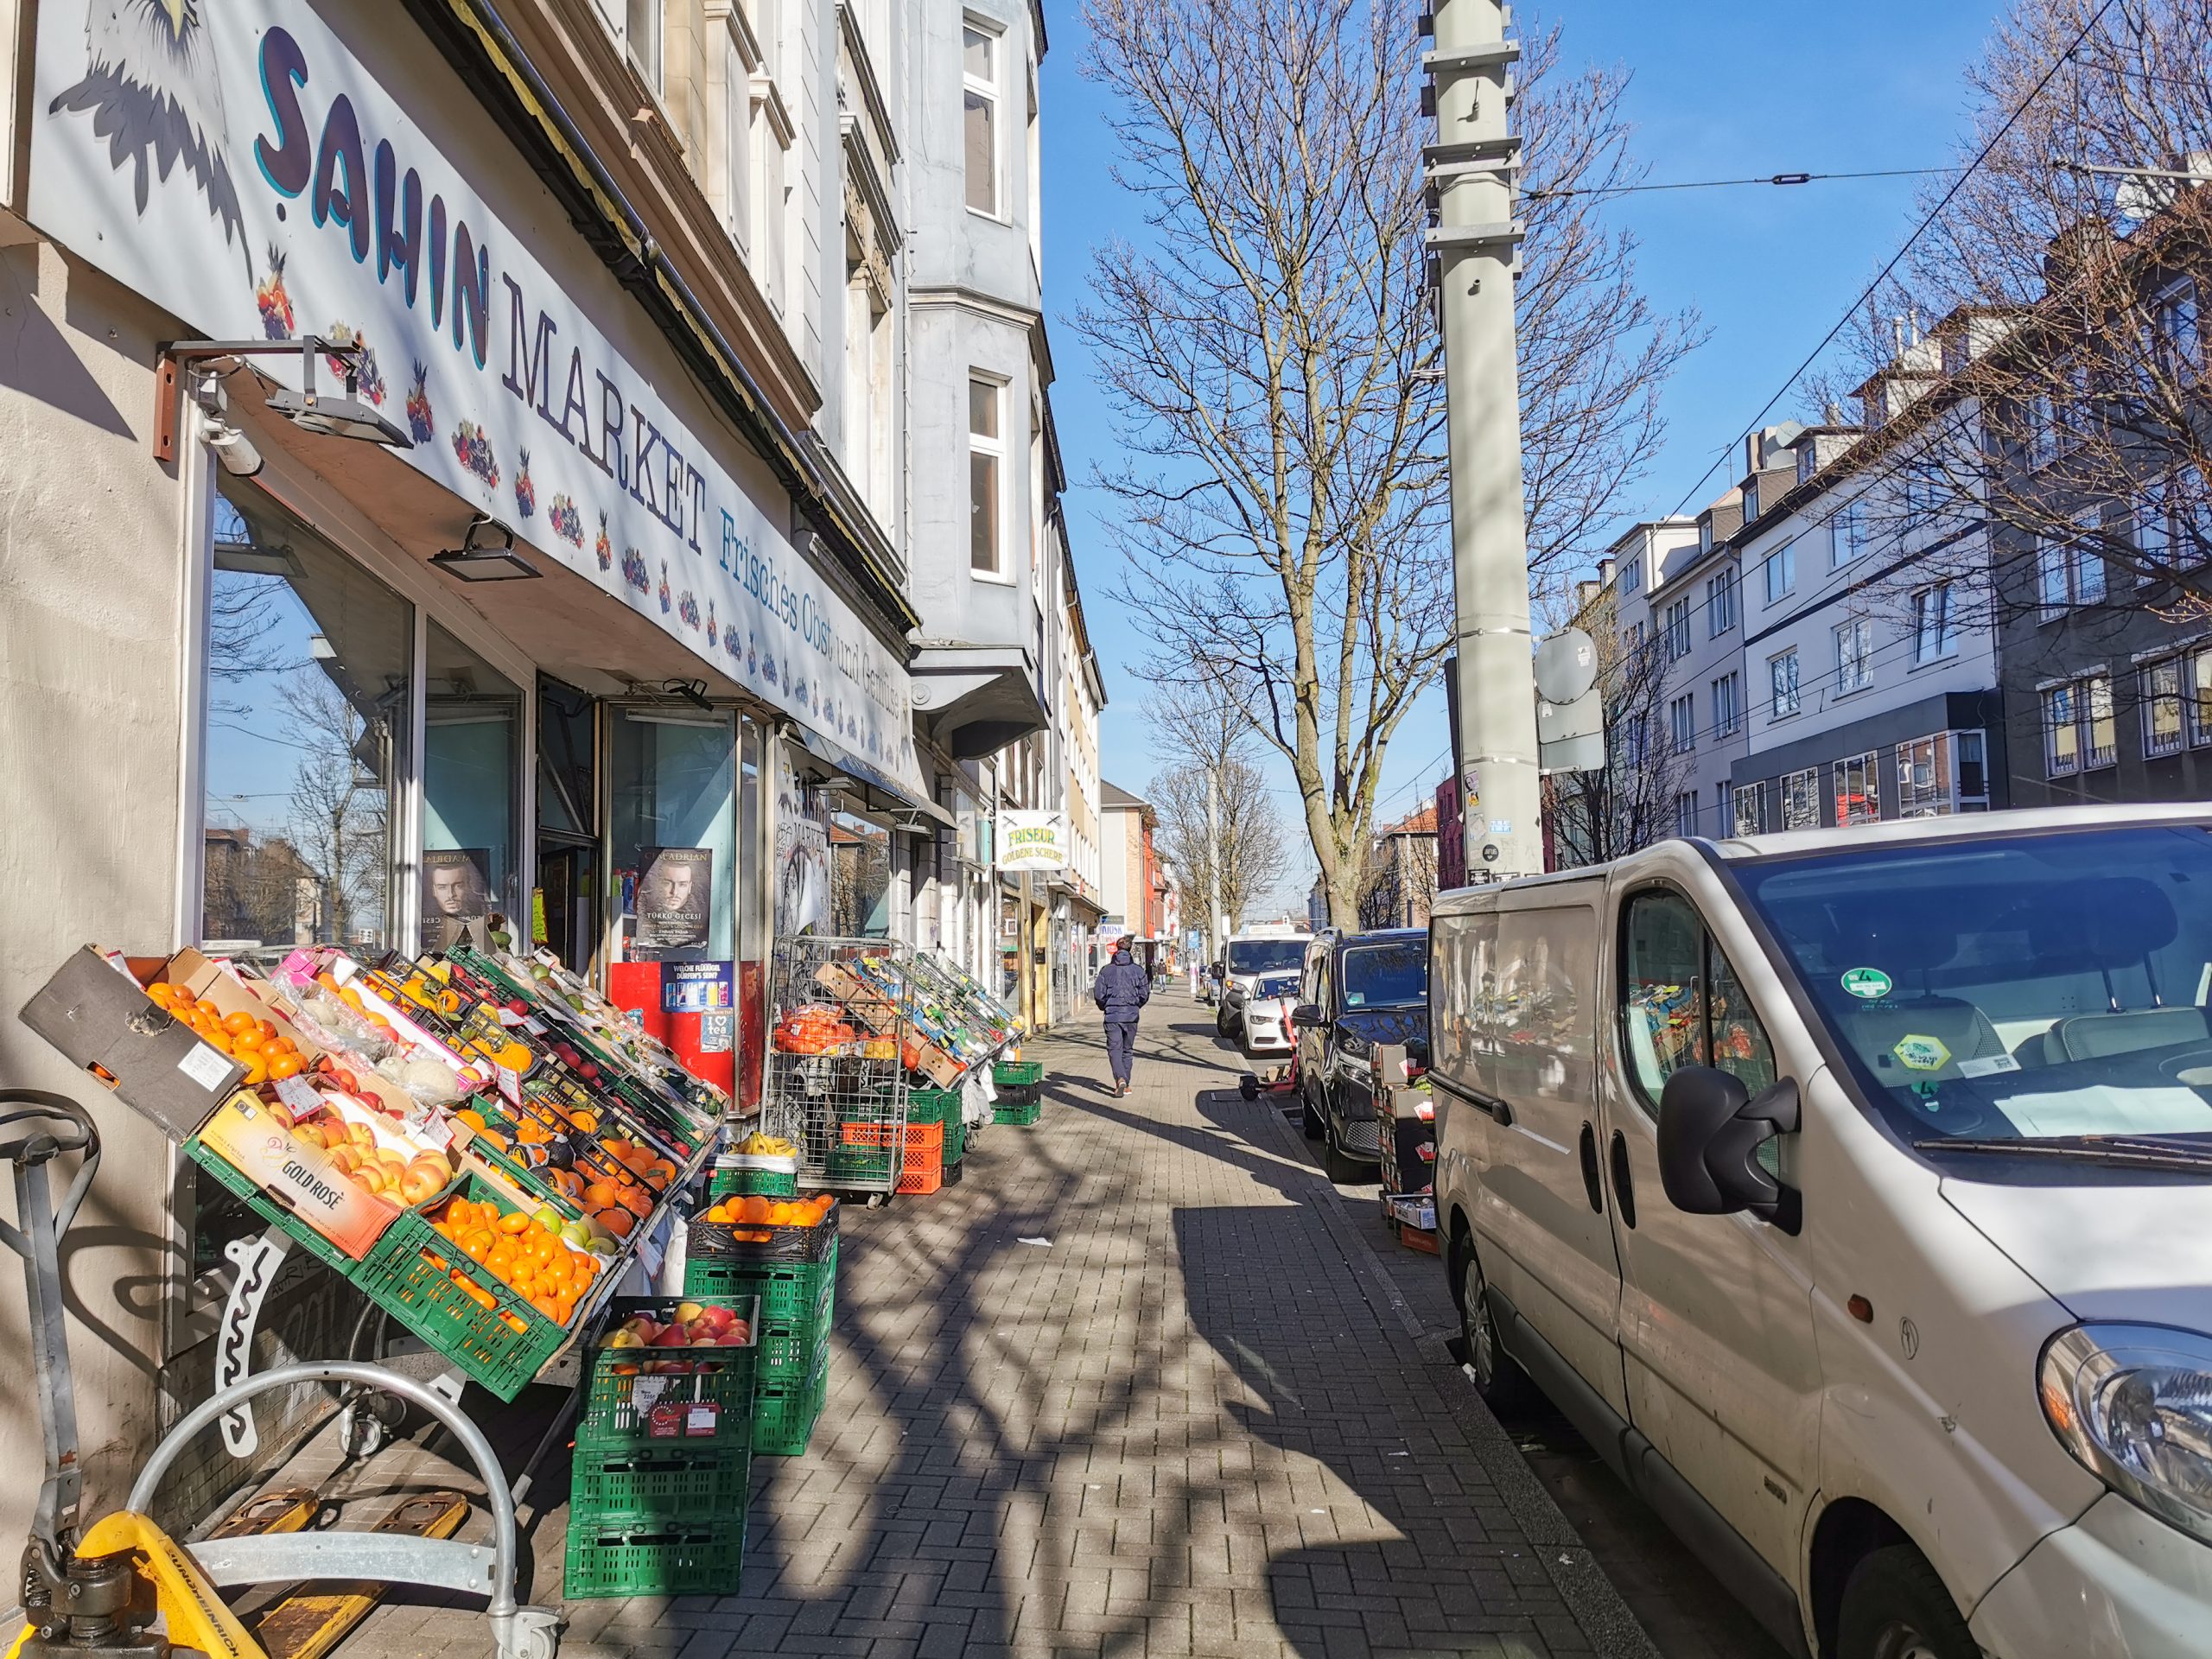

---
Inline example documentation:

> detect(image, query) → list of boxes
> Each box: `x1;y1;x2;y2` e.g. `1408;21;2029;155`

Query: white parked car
1431;805;2212;1659
1238;971;1303;1057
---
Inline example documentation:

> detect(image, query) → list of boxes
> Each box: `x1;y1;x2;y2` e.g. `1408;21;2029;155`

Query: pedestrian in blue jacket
1091;938;1151;1096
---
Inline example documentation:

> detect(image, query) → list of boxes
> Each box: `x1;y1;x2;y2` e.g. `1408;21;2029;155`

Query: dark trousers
1104;1019;1139;1084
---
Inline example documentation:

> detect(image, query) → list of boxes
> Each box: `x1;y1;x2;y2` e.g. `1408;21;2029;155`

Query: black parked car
1290;927;1428;1183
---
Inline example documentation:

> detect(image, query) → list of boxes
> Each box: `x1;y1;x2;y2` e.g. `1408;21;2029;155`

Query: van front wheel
1836;1544;1976;1659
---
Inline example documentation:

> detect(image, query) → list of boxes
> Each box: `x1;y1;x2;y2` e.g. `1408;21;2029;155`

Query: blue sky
1040;0;2003;899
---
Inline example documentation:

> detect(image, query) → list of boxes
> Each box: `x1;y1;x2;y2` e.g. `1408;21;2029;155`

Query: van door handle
1576;1122;1605;1215
1609;1130;1638;1230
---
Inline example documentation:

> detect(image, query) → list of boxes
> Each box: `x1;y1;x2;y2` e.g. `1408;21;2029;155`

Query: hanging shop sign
26;0;925;799
996;811;1069;874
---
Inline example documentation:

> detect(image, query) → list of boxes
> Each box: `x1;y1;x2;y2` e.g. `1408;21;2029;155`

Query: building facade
0;0;1095;1560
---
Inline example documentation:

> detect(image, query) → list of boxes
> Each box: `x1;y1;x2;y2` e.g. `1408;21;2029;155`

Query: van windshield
1735;824;2212;1150
1228;938;1307;975
1341;942;1427;1007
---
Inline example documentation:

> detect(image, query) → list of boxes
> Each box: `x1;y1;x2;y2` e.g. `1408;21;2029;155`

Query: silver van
1431;806;2212;1659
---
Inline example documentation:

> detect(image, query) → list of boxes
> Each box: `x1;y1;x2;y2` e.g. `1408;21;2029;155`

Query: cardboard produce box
196;1092;404;1261
21;948;245;1141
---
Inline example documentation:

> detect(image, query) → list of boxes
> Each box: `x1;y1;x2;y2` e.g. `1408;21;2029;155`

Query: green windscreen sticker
1840;967;1893;1001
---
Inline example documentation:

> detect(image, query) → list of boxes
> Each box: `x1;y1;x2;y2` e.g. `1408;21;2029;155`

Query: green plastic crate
943;1116;967;1165
823;1144;895;1185
753;1349;830;1456
577;1296;760;1453
993;1059;1043;1087
683;1251;837;1325
356;1177;573;1402
569;1440;750;1518
563;1516;746;1599
709;1164;798;1199
905;1086;961;1125
992;1098;1042;1127
184;1137;369;1282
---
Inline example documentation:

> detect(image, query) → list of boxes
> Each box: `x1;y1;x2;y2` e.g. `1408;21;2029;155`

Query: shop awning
789;727;957;829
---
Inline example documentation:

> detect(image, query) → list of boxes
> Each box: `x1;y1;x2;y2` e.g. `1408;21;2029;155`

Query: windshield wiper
1913;1134;2212;1173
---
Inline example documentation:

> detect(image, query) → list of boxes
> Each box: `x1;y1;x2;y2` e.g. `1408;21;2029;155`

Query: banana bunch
736;1129;798;1157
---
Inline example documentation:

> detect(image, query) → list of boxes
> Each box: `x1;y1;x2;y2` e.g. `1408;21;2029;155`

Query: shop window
201;487;410;961
1833;750;1880;826
2189;645;2212;747
1781;766;1820;830
421;626;522;950
2144;658;2185;758
612;708;736;962
1732;779;1769;836
831;813;893;936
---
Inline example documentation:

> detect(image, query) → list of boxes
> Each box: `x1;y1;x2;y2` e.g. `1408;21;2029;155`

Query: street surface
337;1013;1782;1659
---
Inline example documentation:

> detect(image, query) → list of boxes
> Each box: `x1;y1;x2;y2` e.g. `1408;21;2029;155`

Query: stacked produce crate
685;1191;838;1455
992;1058;1044;1126
564;1294;758;1597
907;1086;964;1187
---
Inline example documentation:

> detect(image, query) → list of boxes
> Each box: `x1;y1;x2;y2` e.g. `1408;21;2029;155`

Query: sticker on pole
1840;968;1893;1001
1893;1034;1951;1073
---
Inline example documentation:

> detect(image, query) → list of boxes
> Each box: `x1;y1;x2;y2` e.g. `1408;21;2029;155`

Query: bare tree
282;671;392;946
1833;1;2212;620
1078;0;1694;925
1355;816;1439;929
1147;756;1289;946
1545;626;1695;868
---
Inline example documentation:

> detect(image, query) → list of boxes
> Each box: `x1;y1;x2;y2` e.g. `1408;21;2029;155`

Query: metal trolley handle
130;1362;559;1659
0;1090;102;1573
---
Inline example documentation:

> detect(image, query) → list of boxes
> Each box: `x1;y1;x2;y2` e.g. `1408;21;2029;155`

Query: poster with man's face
422;849;493;950
635;846;713;957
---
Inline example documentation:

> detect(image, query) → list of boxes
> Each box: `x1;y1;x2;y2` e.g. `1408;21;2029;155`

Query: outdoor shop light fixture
431;515;542;582
153;337;414;463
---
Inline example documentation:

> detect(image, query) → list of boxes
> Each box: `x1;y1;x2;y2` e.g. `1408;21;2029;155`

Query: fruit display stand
760;937;912;1196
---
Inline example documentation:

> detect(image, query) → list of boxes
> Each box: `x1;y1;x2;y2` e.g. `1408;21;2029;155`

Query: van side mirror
1656;1068;1799;1224
1290;1003;1325;1029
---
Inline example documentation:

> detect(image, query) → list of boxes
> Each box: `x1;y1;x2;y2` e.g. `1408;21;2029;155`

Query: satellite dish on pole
1533;629;1599;705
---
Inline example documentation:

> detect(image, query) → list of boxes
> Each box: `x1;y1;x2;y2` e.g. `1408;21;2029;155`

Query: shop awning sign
25;0;928;802
997;811;1069;873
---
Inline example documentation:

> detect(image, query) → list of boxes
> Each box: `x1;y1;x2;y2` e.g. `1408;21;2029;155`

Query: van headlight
2040;1324;2212;1542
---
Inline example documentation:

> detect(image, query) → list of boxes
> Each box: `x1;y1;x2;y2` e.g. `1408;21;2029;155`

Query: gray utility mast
1426;0;1543;880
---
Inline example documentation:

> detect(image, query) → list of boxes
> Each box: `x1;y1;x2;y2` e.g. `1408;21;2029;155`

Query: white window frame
2024;391;2057;472
1910;582;1957;665
1834;616;1873;695
962;18;1003;219
1715;780;1734;834
1673;791;1698;838
1706;567;1737;636
1830;499;1860;569
2189;644;2212;747
1833;750;1880;827
2144;657;2185;758
1764;542;1795;605
1780;766;1820;830
1769;649;1800;719
596;0;664;93
1669;692;1695;753
2156;279;2201;385
1711;670;1741;737
1732;779;1768;836
968;372;1010;582
1664;598;1691;661
2044;681;2080;777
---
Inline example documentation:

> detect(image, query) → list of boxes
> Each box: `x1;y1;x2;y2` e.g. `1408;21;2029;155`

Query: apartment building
1641;494;1751;838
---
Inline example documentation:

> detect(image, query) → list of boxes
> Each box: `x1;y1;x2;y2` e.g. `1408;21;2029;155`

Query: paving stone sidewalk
346;1011;1657;1659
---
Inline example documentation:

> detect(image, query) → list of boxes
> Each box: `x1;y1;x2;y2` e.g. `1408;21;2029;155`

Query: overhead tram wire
1657;0;2123;523
1524;167;1953;203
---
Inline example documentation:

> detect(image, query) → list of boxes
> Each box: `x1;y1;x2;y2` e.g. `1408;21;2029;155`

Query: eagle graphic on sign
48;0;248;275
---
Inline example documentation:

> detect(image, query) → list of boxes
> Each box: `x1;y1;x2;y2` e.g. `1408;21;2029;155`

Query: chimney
1824;401;1845;425
1598;556;1616;587
2044;218;2109;289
